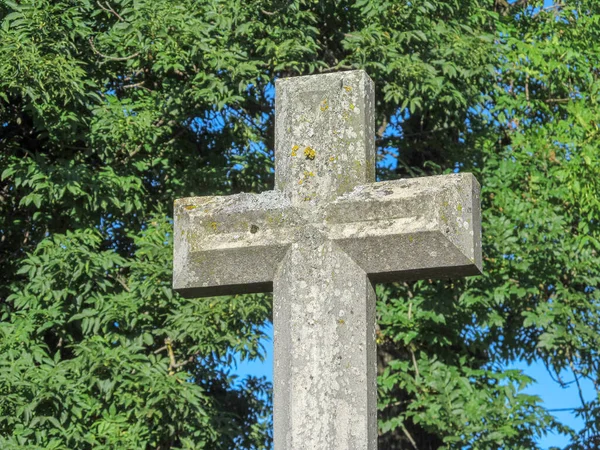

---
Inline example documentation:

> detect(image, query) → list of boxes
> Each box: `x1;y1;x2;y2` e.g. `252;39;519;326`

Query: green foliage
0;218;272;449
1;0;599;448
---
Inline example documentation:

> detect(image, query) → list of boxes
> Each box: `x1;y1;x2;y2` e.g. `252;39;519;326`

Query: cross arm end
326;173;482;282
173;191;297;298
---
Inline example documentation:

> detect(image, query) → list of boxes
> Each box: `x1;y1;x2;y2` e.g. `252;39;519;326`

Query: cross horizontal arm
324;173;482;282
173;191;301;297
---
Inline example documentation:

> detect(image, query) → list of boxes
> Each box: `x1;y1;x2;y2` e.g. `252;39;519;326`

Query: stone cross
173;70;482;450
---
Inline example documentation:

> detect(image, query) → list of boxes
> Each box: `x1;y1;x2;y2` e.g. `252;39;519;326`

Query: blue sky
508;359;595;448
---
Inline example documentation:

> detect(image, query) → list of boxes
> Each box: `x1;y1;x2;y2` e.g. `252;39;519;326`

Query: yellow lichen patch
184;205;197;210
320;99;329;111
210;222;218;231
338;319;345;325
344;86;352;92
303;196;312;202
304;146;316;160
457;204;463;211
329;156;336;162
349;103;355;110
291;144;299;156
298;170;315;186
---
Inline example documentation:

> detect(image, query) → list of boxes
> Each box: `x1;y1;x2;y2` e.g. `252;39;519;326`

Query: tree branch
495;0;530;16
122;81;148;90
544;98;570;104
407;300;421;380
401;425;419;450
568;355;589;422
166;338;176;375
533;2;563;18
97;1;125;22
107;273;131;292
377;116;388;139
89;37;140;61
318;64;355;74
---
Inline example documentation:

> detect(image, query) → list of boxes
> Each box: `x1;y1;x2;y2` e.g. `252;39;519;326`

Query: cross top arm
174;69;481;300
173;172;481;298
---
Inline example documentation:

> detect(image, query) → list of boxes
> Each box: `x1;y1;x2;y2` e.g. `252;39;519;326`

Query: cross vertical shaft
273;72;378;449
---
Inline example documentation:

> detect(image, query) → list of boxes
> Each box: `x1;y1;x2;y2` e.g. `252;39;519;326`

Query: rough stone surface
173;70;483;450
273;235;377;450
275;70;376;205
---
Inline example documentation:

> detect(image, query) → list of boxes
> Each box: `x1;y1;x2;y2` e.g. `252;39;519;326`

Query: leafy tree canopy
1;0;599;448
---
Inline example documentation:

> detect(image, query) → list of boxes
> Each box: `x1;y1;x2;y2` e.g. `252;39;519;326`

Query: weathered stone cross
173;71;482;450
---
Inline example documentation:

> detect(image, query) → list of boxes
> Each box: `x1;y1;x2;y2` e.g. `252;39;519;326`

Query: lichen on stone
304;146;316;160
291;144;299;156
